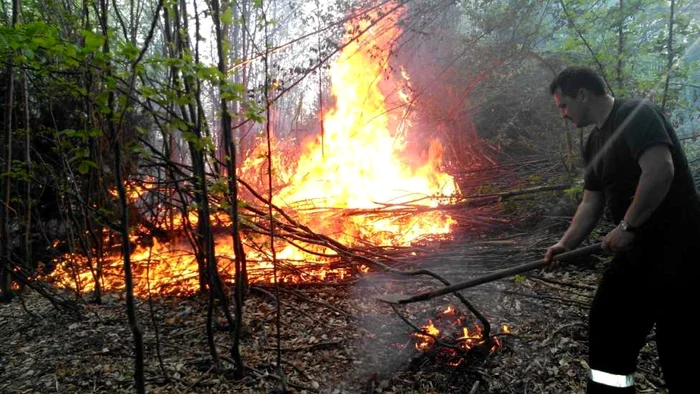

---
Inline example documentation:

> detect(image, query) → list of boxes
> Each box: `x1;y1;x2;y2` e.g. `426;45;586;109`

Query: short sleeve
619;101;673;161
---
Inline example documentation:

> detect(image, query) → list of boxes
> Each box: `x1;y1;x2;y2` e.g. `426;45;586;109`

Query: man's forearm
560;201;603;249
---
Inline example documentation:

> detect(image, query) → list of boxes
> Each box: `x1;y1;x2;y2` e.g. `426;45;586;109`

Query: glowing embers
409;305;509;367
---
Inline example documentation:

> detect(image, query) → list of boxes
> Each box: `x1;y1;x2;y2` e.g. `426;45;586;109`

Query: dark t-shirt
583;98;700;232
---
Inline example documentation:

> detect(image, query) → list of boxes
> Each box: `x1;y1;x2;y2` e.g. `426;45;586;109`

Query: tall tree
98;0;145;391
661;0;675;111
211;0;248;376
617;0;625;91
0;0;19;303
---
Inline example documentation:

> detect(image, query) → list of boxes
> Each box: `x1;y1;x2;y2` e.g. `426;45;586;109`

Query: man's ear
578;88;589;103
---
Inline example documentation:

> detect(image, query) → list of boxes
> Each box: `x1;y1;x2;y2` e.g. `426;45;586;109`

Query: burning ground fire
46;2;461;297
408;306;510;366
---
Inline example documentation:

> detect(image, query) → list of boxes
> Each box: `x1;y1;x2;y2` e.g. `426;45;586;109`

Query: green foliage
182;130;215;154
1;162;31;182
220;80;245;101
117;40;140;61
221;7;234;25
196;65;223;81
77;160;98;175
209;177;230;200
543;0;699;111
244;107;266;124
81;29;105;53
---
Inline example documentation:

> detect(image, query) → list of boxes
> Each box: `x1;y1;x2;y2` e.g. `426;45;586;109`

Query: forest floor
0;227;669;394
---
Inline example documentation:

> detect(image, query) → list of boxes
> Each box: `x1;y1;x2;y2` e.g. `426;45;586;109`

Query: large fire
244;1;456;253
46;2;459;296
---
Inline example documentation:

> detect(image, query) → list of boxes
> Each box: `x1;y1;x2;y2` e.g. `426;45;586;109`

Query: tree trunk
616;0;624;92
164;1;208;293
22;60;30;277
212;0;247;377
100;0;145;392
263;2;285;387
661;0;674;112
82;0;103;304
0;0;19;303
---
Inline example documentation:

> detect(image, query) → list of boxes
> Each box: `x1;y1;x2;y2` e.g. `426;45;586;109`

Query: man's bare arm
624;145;674;227
560;190;605;248
545;190;604;263
602;144;674;252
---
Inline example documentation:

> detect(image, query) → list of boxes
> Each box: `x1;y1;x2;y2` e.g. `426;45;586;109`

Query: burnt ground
0;229;668;394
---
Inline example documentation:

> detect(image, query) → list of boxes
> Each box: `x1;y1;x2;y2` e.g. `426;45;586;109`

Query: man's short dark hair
549;67;607;97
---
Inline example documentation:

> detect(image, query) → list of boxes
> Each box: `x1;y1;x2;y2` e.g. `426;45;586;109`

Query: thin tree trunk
661;0;674;112
211;0;247;377
236;0;253;172
616;0;624;92
0;0;19;303
179;0;220;369
82;0;103;304
240;0;249;287
316;0;324;159
175;0;238;369
100;0;145;392
228;1;241;166
22;64;30;274
263;3;285;388
164;1;207;293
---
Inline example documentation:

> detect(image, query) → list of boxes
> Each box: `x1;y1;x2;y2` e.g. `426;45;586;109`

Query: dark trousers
586;251;697;393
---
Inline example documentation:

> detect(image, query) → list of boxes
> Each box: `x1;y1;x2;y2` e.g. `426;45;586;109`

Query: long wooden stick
378;243;603;305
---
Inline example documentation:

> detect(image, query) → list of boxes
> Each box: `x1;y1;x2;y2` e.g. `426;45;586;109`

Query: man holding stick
544;66;699;393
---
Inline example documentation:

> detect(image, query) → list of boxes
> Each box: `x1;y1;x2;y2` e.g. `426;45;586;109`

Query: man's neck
591;94;616;129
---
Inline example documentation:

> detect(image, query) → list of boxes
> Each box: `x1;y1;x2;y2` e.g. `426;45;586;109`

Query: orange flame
265;1;456;247
410;306;507;365
47;2;458;297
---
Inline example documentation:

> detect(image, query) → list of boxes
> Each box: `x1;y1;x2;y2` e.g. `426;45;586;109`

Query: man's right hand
544;242;570;269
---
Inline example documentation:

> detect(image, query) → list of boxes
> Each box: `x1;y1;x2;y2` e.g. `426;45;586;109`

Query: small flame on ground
409;306;510;366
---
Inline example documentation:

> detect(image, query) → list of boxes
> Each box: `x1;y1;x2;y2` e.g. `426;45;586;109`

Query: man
544;66;699;393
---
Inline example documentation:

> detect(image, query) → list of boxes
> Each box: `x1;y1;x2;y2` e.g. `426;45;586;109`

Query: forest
1;0;699;393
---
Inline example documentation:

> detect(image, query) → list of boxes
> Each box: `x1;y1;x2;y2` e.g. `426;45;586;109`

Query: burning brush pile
45;1;474;297
38;0;503;371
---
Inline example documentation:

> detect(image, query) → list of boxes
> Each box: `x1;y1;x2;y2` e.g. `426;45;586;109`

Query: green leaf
119;40;140;61
75;147;90;159
78;160;98;174
221;7;233;25
140;85;158;99
196;66;222;81
82;30;105;52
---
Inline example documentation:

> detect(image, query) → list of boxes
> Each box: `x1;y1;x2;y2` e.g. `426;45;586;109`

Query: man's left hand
602;226;635;252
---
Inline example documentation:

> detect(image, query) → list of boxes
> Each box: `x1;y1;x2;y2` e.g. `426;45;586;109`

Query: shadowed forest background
0;0;699;393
